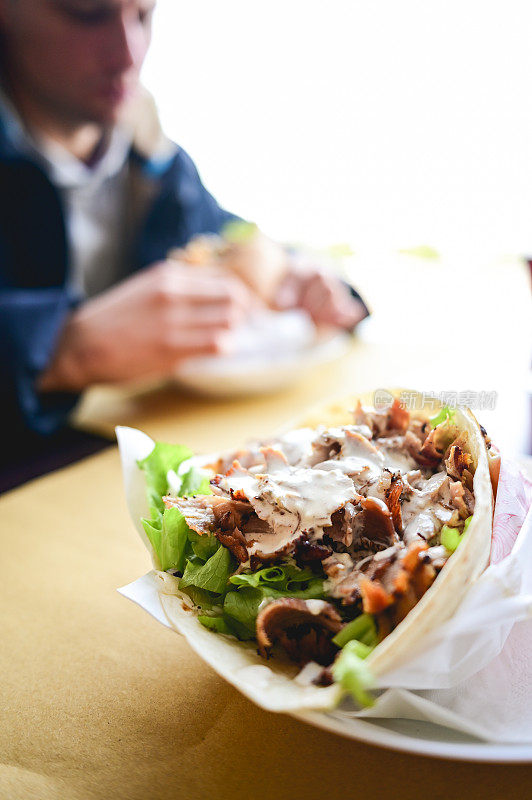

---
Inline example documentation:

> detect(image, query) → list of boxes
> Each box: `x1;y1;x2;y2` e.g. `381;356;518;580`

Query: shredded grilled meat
164;399;478;664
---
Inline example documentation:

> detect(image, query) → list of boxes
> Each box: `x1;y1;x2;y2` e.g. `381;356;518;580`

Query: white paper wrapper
117;426;532;742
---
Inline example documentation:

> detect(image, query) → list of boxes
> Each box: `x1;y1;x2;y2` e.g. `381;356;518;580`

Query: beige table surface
2;254;531;800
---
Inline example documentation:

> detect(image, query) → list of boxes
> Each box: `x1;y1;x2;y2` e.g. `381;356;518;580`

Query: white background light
142;0;532;253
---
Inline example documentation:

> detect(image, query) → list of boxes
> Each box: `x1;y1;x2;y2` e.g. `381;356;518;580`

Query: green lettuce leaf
187;530;220;562
137;440;327;643
179;466;212;497
138;441;193;515
138;438;216;572
141;505;190;572
179;585;221;611
229;563;325;599
198;615;235;635
222;562;326;640
180;545;236;595
222;586;263;640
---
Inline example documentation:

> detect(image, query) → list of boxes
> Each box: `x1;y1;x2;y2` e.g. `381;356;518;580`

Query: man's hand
275;267;368;329
38;261;253;393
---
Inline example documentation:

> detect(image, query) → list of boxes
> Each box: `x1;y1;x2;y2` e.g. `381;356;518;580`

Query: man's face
0;0;155;124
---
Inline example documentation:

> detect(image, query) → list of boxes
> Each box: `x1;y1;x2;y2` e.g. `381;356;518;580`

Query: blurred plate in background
173;309;351;397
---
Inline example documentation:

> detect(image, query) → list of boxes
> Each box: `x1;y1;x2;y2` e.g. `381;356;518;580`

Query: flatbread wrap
118;390;496;711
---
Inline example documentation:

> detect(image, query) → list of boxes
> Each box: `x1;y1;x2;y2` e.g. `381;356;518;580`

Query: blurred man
0;0;367;448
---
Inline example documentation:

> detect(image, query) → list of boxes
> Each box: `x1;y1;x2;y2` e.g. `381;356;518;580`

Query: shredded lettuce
137;442;193;516
137;440;328;650
198;615;234;635
222;587;263;639
180;546;236;595
180;585;221;611
137;439;237;605
429;405;456;429
332;639;375;707
179;466;212;497
141;506;190;572
220;563;326;640
187;531;220;562
137;440;215;572
229;563;324;598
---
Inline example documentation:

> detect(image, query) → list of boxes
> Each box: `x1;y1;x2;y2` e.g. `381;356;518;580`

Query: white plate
291;710;532;762
173;309;351;397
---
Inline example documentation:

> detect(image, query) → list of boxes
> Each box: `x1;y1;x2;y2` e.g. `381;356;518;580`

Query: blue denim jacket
0;110;236;440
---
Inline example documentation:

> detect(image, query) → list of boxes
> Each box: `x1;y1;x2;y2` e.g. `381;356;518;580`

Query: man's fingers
275;272;302;309
151;266;252;309
301;276;336;315
166;304;244;330
178;281;248;306
334;298;368;328
161;328;235;361
300;274;366;328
